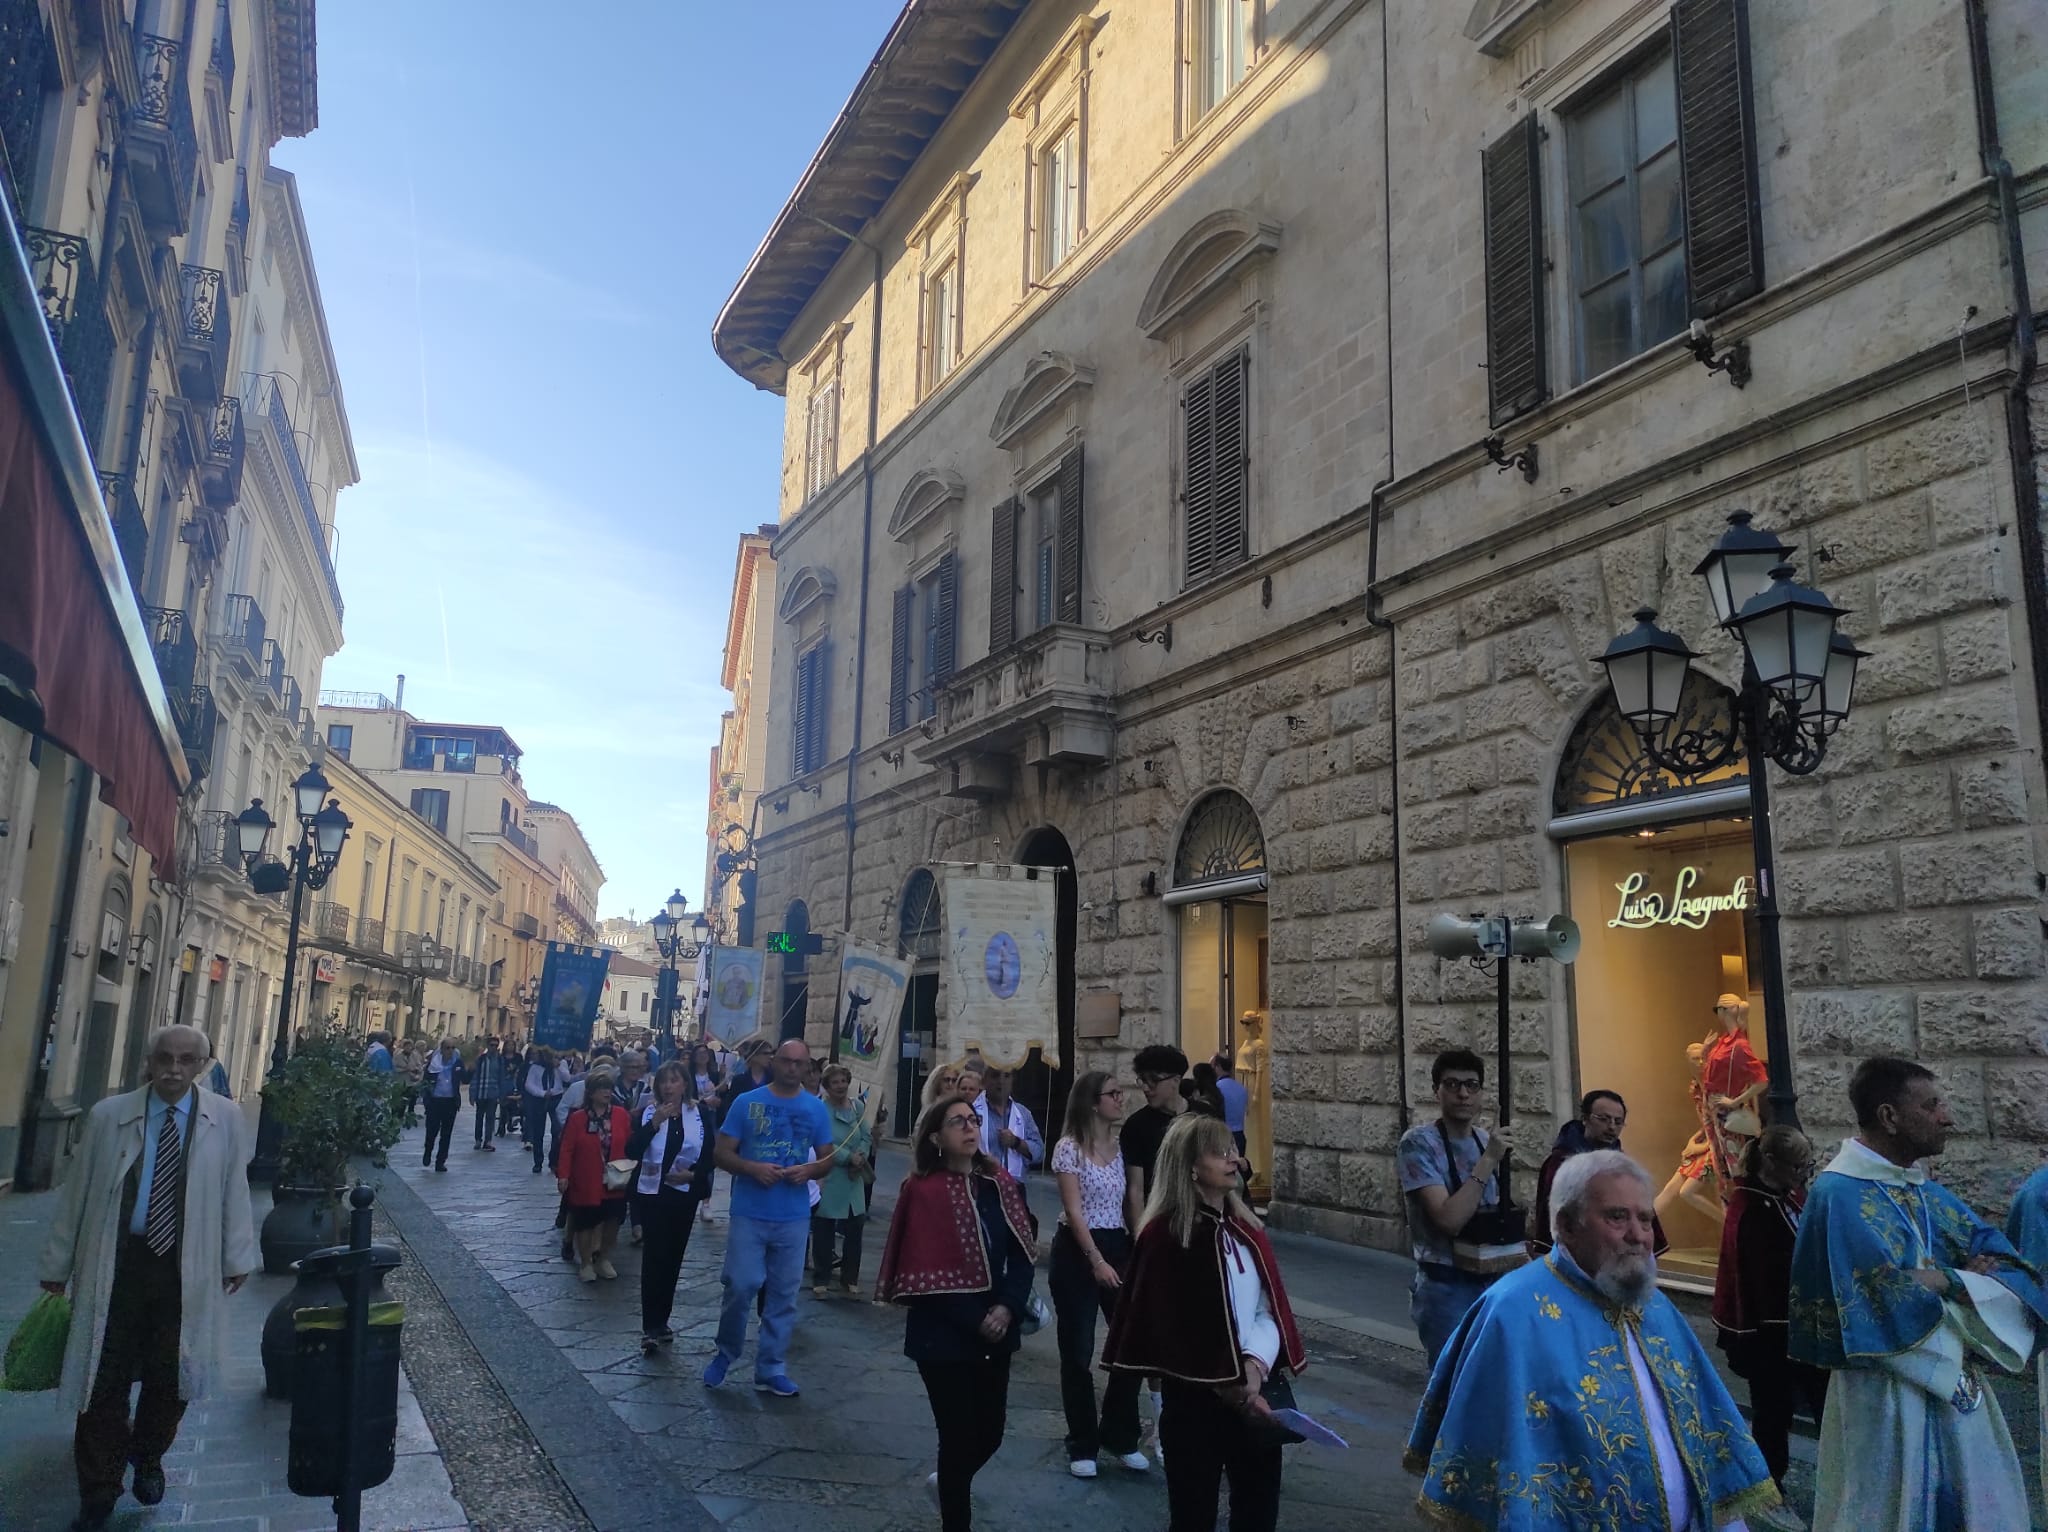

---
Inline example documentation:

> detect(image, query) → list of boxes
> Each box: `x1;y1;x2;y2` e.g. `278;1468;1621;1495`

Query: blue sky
275;2;901;921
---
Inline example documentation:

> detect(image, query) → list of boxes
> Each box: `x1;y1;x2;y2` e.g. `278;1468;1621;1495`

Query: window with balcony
889;554;958;734
325;723;352;760
988;446;1085;654
410;788;449;836
1186;0;1260;127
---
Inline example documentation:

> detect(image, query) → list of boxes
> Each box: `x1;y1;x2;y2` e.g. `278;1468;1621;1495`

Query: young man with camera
1396;1049;1519;1366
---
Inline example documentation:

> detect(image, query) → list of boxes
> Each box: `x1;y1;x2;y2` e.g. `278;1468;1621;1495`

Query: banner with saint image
534;943;612;1052
836;942;910;1099
942;863;1060;1069
703;945;766;1049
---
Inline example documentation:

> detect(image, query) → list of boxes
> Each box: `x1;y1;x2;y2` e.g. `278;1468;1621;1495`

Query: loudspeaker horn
1425;913;1488;960
1510;915;1582;964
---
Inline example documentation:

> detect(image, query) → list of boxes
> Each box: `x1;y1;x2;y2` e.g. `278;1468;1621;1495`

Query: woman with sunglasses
876;1093;1036;1532
1049;1069;1149;1479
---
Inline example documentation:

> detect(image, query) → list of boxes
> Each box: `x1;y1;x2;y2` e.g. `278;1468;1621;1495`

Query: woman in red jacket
1103;1113;1307;1532
557;1068;629;1283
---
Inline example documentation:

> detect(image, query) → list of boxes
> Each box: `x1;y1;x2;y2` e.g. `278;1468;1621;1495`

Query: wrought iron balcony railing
220;592;265;677
145;606;197;694
193;808;236;873
313;901;351;942
917;624;1116;787
199;394;243;508
512;912;540;940
24;228;117;444
0;0;49;217
257;638;285;702
355;915;385;953
101;472;147;594
128;35;198;237
176;263;230;404
248;377;343;619
173;685;218;781
280;672;302;722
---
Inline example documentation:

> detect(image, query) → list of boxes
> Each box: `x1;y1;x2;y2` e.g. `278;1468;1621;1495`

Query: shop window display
1176;898;1271;1198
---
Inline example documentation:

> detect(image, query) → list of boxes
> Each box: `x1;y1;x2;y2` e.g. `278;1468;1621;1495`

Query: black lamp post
1595;511;1866;1132
238;763;353;1182
648;889;708;1061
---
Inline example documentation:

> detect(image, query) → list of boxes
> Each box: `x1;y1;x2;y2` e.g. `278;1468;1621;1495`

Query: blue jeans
1410;1266;1495;1368
716;1214;808;1378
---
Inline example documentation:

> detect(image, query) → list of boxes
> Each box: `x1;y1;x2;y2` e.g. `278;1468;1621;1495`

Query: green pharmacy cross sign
765;931;824;957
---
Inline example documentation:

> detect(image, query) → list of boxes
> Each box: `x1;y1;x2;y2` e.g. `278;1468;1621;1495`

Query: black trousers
1048;1225;1141;1459
524;1099;560;1170
1725;1334;1829;1486
473;1097;499;1143
636;1189;702;1335
1159;1381;1283;1532
810;1211;866;1288
918;1354;1011;1532
421;1095;459;1166
76;1237;186;1512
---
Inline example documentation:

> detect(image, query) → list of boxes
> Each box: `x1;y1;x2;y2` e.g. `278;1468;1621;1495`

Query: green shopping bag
3;1291;72;1392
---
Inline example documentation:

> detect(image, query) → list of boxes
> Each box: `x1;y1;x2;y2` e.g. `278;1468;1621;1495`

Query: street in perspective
2;2;2048;1532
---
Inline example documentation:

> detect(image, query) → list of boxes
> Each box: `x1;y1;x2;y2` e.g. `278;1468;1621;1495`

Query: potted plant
258;1020;407;1275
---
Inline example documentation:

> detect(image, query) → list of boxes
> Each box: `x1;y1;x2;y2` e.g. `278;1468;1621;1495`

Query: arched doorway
1551;672;1759;1285
779;899;811;1043
1168;791;1270;1196
1012;828;1077;1142
894;869;942;1135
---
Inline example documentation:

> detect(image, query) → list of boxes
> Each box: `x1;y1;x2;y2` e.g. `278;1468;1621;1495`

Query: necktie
145;1104;183;1256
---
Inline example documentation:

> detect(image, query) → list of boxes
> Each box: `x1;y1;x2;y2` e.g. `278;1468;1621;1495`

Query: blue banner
534;942;611;1052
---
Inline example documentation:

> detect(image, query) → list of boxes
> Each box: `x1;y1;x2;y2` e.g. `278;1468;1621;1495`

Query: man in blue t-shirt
706;1037;834;1396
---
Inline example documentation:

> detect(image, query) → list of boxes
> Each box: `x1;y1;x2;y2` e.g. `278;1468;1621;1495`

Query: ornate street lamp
246;763;353;1182
649;892;707;1059
1594;511;1868;1132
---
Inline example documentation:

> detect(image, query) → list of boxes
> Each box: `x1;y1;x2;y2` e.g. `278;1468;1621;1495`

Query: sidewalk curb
370;1162;718;1532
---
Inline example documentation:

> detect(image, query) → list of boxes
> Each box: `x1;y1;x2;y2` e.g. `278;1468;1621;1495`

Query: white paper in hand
1266;1407;1348;1448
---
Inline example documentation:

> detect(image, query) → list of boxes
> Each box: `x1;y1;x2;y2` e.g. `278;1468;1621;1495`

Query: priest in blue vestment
1790;1056;2044;1532
1407;1148;1777;1531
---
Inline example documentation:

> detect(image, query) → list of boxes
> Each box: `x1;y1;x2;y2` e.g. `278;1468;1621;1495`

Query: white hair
146;1023;211;1060
1550;1149;1654;1234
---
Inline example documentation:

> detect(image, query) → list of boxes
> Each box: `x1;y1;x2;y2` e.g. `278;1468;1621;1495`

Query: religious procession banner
534;942;611;1052
835;942;909;1098
703;945;766;1049
942;863;1060;1069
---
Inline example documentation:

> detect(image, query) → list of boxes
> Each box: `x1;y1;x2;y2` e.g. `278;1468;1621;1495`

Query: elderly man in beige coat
37;1023;257;1531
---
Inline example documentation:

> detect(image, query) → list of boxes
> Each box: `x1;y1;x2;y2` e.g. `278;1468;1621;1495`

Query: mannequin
1655;995;1767;1227
1656;1044;1728;1225
1236;1010;1270;1198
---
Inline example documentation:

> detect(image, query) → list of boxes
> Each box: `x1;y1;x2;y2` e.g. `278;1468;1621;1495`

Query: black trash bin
286;1243;404;1499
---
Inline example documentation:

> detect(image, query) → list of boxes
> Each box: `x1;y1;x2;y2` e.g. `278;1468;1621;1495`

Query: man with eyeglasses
1120;1044;1188;1212
1528;1089;1667;1259
1396;1049;1516;1366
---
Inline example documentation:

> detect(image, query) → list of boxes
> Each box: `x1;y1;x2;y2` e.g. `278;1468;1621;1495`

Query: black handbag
1247;1367;1306;1446
1439;1123;1527;1273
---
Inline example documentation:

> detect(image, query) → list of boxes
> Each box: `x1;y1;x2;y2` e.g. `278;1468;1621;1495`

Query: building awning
0;201;189;871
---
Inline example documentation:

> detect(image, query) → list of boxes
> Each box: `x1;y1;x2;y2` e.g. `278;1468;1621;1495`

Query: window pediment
989;351;1096;450
1464;0;1587;58
889;469;966;543
777;565;838;625
1137;210;1282;339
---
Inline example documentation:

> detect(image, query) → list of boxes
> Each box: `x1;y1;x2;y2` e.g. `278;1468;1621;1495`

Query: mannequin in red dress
1655;996;1767;1226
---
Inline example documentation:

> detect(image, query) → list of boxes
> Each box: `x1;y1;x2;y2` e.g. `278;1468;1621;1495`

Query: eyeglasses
1439;1078;1483;1095
1098;1087;1125;1100
942;1113;982;1131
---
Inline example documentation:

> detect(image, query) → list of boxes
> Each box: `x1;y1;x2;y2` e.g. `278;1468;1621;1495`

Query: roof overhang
265;0;319;141
711;0;1029;393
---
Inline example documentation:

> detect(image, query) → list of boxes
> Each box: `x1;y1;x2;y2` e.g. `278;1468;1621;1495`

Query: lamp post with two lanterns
648;889;709;1061
233;763;354;1182
1594;511;1867;1134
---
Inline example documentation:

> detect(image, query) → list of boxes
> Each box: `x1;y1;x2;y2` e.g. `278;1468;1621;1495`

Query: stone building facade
710;0;2047;1250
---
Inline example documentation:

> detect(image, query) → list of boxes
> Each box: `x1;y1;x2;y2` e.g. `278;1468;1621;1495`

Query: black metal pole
335;1182;374;1532
1739;685;1801;1132
250;835;311;1182
1495;918;1516;1209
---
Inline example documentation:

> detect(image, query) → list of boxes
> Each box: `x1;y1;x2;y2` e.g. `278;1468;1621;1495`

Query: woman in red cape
1103;1113;1308;1532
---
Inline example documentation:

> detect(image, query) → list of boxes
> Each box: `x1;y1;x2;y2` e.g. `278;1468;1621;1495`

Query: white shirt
635;1103;705;1196
974;1092;1043;1179
1223;1226;1282;1371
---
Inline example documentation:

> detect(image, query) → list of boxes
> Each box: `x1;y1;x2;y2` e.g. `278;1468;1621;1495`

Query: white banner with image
942;863;1061;1069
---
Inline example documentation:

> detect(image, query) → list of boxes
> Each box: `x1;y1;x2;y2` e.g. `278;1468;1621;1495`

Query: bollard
286;1183;403;1529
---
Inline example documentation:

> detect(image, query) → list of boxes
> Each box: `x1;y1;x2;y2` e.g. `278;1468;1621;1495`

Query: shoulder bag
1439;1122;1527;1275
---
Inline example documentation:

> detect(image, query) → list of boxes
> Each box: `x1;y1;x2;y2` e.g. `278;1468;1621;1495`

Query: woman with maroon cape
1103;1113;1308;1532
876;1093;1037;1532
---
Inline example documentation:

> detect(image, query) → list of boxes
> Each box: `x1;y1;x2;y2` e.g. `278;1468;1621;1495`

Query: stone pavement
0;1182;471;1532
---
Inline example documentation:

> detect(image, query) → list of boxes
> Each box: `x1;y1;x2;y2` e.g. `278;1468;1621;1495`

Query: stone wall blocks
1956;760;2030;829
1501;838;1543;893
1309;826;1359;870
1778;848;1899;915
1877;547;2006;630
1847;627;1942;707
1310;1014;1362;1054
1355;723;1395;768
1927;1059;1988;1136
1972;906;2047;980
1358;1008;1402;1054
1406;801;1468;852
1899;832;2038;908
1469;786;1538;838
1330;686;1379;735
1829;767;1953;845
1269;1011;1318;1054
1789;989;1916;1055
1331;775;1388;823
1987;1063;2048;1138
1792;1056;1859;1125
1338;1152;1399;1212
1929;470;1998;546
1427;645;1494;700
1886;688;2021;762
1771;784;1837;851
1352;637;1395;681
1435;845;1505;899
1463;681;1561;740
1402;704;1464;755
1928;1137;2039;1215
1405;1002;1468;1055
1866;410;1994;498
1943;610;2016;686
1807;489;1931;576
1754;455;1865;522
1432;740;1500;797
1404;609;1460;659
1785;919;1843;987
1918;987;2048;1056
1354;1106;1404;1154
1842;913;1971;983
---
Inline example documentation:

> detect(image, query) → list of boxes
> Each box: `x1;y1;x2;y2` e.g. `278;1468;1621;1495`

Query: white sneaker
1112;1450;1150;1472
924;1471;940;1511
1068;1459;1098;1479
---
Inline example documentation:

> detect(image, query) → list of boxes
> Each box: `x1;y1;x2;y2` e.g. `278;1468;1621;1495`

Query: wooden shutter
1482;113;1547;427
888;585;913;735
1183;351;1248;585
1055;446;1084;624
801;641;830;775
791;646;814;776
989;498;1018;653
934;551;958;686
1673;0;1764;317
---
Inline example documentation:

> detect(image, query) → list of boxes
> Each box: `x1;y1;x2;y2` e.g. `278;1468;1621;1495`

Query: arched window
1552;672;1746;818
1172;789;1267;891
897;870;941;963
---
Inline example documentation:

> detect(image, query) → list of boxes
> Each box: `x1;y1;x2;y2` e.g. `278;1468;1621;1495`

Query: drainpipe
1963;0;2046;749
806;214;884;1056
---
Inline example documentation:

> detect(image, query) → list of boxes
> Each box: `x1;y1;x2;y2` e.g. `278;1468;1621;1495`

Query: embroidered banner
835;942;910;1100
533;942;612;1052
703;945;767;1049
942;863;1060;1069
